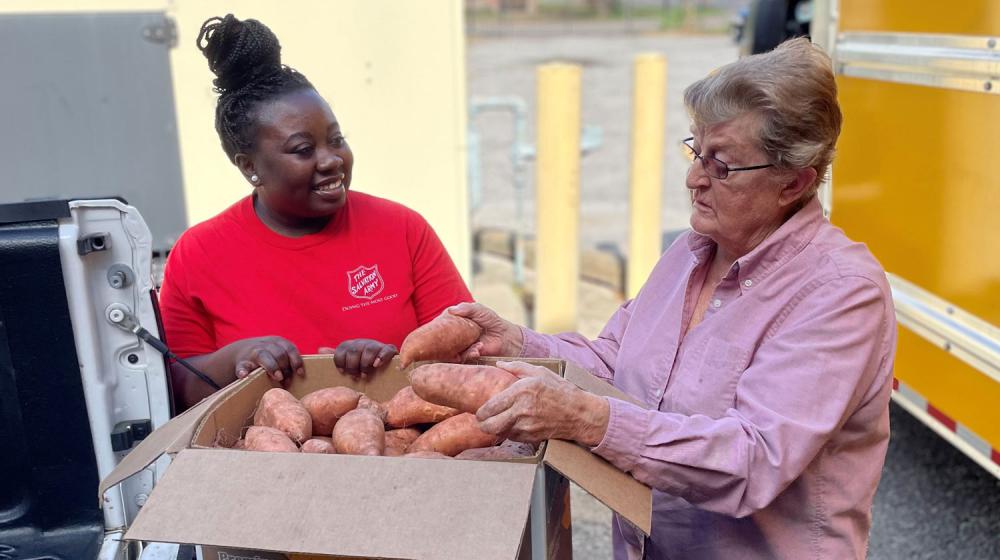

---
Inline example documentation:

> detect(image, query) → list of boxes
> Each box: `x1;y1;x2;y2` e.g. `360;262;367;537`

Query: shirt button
744;279;753;287
712;299;722;308
655;388;663;399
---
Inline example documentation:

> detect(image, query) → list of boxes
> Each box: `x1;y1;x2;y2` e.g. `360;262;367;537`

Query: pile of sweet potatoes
227;362;534;461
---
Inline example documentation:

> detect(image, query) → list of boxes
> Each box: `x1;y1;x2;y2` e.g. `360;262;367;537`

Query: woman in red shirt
158;14;472;410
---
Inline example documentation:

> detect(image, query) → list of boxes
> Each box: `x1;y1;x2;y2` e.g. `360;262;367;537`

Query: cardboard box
100;356;651;559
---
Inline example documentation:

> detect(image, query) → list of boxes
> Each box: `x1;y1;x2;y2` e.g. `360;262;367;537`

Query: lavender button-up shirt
520;198;897;559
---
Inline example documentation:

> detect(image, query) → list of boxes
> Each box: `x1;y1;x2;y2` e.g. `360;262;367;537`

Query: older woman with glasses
450;38;897;559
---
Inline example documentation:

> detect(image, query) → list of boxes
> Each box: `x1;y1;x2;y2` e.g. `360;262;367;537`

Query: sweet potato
244;426;299;453
356;395;388;424
332;408;385;456
301;438;336;454
301;387;362;436
253;388;312;443
455;440;537;461
407;413;500;457
383;428;422;457
399;313;482;366
385;386;460;428
409;363;518;414
403;451;453;460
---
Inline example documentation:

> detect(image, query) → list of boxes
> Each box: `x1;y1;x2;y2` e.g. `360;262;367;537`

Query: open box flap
125;448;539;560
542;363;653;534
97;384;238;503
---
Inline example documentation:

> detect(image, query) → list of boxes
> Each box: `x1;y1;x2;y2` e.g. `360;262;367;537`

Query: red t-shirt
158;192;473;357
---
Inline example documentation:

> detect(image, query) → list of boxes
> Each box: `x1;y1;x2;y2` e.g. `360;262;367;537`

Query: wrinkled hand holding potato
399;313;483;366
476;361;610;446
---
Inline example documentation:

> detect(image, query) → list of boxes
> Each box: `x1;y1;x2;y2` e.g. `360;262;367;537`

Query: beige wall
2;1;471;278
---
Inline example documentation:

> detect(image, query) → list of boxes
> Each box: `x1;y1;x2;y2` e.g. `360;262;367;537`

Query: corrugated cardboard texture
291;355;412;401
543;363;653;534
116;355;652;557
201;546;384;559
126;448;537;560
191;373;266;448
98;380;243;502
543;440;652;534
200;547;290;560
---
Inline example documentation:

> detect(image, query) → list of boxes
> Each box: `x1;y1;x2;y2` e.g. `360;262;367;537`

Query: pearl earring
250;174;259;184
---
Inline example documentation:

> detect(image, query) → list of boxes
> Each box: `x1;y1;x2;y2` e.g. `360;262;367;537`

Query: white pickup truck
0;198;187;559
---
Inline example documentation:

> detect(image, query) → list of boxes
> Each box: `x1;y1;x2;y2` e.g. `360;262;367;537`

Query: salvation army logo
341;265;399;312
346;264;384;300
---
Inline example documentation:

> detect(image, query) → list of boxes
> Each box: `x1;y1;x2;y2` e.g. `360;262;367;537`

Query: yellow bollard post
627;53;667;298
535;63;582;334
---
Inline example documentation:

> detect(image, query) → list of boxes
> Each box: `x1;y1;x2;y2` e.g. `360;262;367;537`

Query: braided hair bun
197;14;314;162
197;14;282;93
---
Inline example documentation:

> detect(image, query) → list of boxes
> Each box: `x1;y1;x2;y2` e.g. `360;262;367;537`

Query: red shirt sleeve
405;211;473;325
157;232;217;358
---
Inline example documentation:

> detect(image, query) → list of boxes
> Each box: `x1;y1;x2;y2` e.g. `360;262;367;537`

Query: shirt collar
685;196;826;289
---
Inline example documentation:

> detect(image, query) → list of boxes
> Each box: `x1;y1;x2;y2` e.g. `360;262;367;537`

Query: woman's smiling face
237;88;353;234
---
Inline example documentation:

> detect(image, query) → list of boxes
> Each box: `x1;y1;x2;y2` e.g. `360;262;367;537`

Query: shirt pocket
668;335;750;417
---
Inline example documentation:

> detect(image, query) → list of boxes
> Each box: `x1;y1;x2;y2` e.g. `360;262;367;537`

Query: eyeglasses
681;137;773;180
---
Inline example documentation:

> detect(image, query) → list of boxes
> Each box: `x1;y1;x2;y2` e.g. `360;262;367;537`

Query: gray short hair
684;37;842;197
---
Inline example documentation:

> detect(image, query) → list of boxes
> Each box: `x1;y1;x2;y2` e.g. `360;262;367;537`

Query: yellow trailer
746;0;999;477
824;0;1000;478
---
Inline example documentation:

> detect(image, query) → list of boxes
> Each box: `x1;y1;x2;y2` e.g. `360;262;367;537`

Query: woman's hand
231;336;305;382
476;361;610;446
447;302;524;360
319;339;397;377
